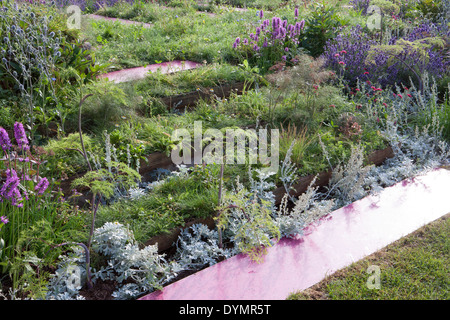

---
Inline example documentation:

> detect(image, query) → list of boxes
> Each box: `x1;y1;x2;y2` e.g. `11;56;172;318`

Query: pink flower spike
340;50;347;54
398;94;403;98
338;61;345;65
0;215;8;225
334;53;340;57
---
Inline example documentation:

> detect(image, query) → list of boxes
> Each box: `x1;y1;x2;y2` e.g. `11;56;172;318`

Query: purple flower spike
259;10;264;19
0;215;8;225
0;168;23;207
35;177;49;195
295;7;299;18
0;127;11;152
298;20;305;30
14;122;29;151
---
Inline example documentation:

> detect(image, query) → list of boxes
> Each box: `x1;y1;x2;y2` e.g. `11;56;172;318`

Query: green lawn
288;213;450;300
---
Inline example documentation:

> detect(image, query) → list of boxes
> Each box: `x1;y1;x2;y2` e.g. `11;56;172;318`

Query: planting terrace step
139;168;450;300
86;14;153;28
139;147;395;253
160;81;248;110
98;60;204;83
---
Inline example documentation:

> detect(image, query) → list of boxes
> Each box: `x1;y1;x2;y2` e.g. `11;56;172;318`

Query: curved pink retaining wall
98;60;203;83
139;168;450;300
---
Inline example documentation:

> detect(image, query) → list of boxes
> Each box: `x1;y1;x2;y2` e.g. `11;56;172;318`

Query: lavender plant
322;24;449;90
350;0;371;15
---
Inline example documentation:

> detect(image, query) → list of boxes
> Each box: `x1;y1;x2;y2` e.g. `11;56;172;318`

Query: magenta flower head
1;215;8;225
294;7;299;18
272;17;280;29
259;10;264;19
298;19;305;30
0;168;23;207
14;122;29;151
0;127;11;152
233;37;240;48
35;177;49;195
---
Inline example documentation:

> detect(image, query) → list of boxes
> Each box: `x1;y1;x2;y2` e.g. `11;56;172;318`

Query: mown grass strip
288;213;450;300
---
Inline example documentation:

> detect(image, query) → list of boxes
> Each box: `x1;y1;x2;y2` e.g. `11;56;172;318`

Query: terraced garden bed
0;0;449;301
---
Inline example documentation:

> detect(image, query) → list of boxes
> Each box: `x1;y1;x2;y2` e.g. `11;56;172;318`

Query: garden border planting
1;0;449;301
86;14;153;28
139;167;450;300
138;145;395;253
160;81;248;111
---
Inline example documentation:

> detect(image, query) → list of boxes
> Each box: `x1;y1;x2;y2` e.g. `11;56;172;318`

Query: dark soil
79;279;118;300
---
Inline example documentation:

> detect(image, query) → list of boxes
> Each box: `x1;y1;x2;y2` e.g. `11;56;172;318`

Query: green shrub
301;3;350;58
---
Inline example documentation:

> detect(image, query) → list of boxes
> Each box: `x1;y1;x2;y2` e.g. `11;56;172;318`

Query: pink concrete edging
98;60;204;83
139;168;450;300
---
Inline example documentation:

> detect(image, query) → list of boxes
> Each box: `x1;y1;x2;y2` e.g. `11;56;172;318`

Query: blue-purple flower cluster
349;0;371;15
322;22;449;89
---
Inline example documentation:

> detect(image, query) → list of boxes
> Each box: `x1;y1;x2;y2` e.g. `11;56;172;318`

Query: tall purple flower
0;168;23;207
294;7;299;18
35;177;49;195
0;127;11;152
259;10;264;19
0;215;8;225
14;122;29;151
